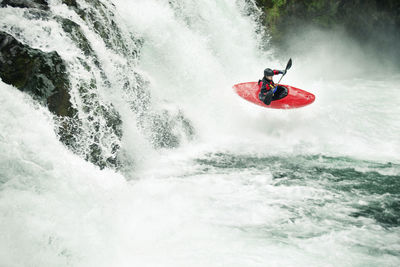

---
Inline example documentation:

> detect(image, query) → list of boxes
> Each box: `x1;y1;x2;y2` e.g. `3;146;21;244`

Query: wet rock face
1;0;49;10
0;31;75;117
0;31;123;170
0;0;194;169
61;0;78;9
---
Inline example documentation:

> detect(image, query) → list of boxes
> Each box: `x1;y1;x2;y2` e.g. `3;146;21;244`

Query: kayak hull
233;82;315;109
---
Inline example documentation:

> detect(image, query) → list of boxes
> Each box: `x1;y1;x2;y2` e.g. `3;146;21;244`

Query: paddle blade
286;58;292;71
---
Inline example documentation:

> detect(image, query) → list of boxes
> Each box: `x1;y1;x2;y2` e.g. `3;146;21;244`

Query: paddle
273;58;292;93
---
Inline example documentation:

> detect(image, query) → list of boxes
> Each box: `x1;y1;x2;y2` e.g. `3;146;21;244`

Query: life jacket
259;77;275;95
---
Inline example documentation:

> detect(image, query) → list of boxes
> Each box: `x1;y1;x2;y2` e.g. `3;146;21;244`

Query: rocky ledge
0;31;75;117
1;0;49;10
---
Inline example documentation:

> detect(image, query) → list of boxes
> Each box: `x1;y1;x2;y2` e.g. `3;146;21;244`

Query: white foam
1;0;399;266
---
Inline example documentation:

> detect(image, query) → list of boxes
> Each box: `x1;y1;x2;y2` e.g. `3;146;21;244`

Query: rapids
0;0;399;266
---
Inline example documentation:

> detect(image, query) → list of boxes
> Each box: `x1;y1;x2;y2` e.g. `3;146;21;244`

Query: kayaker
258;68;286;105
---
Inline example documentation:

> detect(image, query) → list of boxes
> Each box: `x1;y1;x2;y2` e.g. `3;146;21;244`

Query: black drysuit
258;70;283;105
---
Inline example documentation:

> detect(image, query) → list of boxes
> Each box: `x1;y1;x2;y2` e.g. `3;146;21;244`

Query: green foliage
256;0;400;45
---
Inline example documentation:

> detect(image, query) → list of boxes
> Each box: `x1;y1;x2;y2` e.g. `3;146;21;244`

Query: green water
196;153;400;229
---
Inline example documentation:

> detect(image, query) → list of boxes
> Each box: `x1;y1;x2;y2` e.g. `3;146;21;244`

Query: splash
0;1;399;266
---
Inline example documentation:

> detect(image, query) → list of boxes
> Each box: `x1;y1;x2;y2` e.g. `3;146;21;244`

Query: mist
0;1;399;266
273;25;399;82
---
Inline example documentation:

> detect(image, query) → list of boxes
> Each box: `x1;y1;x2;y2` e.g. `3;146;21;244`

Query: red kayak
233;82;315;109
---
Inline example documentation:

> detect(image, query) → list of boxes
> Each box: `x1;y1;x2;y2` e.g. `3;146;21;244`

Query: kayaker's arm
273;69;286;75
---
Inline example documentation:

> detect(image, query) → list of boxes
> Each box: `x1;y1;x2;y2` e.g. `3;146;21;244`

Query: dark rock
0;1;133;170
58;17;95;57
0;31;75;117
61;0;78;9
63;0;135;58
55;78;123;170
1;0;49;10
86;103;122;169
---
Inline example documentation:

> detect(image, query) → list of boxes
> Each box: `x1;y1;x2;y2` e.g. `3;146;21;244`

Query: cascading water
0;0;399;266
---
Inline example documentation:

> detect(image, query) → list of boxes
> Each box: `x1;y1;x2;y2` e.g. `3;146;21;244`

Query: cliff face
256;0;400;60
0;32;75;117
0;0;196;170
0;0;124;169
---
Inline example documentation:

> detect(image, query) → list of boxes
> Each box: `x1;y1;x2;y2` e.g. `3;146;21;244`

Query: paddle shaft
276;73;285;84
273;58;292;93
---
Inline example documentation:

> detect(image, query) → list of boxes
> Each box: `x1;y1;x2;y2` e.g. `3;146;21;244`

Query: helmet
264;68;274;77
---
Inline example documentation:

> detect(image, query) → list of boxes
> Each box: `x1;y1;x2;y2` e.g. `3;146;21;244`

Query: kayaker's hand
282;69;287;75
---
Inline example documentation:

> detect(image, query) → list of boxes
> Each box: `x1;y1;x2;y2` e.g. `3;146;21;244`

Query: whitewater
0;0;399;266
